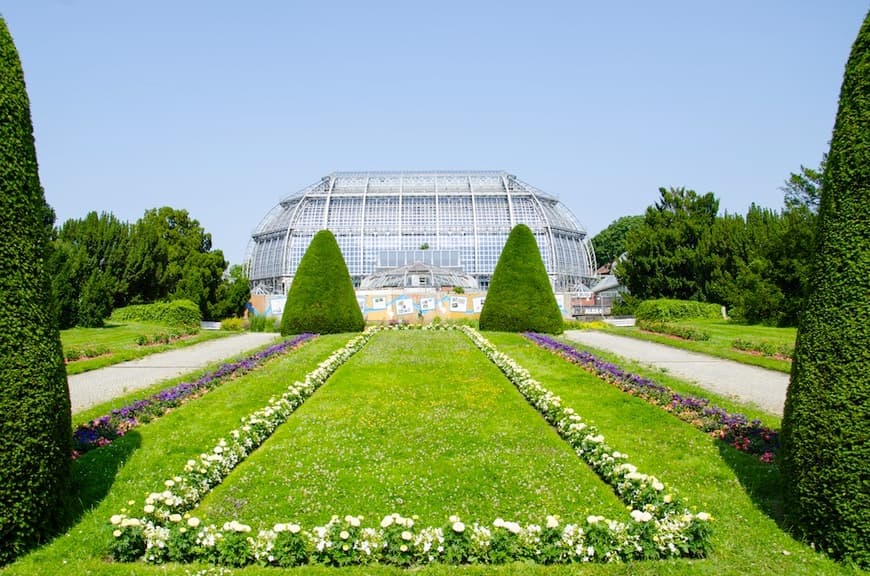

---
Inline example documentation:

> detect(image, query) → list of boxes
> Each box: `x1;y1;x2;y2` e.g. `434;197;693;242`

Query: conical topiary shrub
479;224;563;334
0;17;72;565
280;229;365;335
780;11;870;568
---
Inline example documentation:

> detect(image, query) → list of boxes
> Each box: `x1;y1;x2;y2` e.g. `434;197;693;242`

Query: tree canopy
590;215;643;268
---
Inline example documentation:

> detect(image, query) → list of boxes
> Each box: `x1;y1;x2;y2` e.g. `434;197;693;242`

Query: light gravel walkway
563;330;790;417
68;332;280;414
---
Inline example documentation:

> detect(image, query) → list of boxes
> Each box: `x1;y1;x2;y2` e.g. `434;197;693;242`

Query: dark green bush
110;299;201;330
479;224;563;334
634;298;723;322
0;17;72;564
637;320;710;341
280;230;364;335
781;12;870;568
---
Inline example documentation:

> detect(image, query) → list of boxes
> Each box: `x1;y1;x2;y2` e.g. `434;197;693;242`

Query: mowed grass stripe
197;329;628;527
20;333;354;565
486;332;845;575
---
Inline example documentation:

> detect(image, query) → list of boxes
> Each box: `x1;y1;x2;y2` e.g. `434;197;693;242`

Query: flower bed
524;332;779;463
109;326;711;567
72;333;316;458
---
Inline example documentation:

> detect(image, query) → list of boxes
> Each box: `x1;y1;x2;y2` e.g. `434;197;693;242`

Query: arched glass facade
246;171;596;293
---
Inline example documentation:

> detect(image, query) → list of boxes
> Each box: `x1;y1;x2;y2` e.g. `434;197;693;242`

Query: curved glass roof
247;171;596;293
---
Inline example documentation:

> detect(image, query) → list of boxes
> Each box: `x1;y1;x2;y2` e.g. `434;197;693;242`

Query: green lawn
61;321;231;375
596;319;796;373
198;330;626;527
2;329;855;575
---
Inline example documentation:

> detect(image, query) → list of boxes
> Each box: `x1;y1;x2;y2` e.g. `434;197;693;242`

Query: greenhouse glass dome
246;171;596;293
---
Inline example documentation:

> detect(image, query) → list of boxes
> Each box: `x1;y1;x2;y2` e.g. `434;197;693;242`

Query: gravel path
68;332;280;414
563;330;790;416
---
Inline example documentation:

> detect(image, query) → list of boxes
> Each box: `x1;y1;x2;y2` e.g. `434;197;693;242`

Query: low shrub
63;345;110;362
220;317;245;331
110;300;201;330
249;315;278;333
638;320;710;341
732;338;794;360
634;298;723;322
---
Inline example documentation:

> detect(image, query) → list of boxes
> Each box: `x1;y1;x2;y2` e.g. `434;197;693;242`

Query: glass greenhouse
246;171;596;293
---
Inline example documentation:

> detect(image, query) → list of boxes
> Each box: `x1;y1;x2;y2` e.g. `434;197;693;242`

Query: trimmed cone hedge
0;17;73;565
780;11;870;568
280;229;364;335
479;224;563;334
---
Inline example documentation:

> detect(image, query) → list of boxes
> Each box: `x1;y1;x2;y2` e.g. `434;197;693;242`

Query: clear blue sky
2;1;866;265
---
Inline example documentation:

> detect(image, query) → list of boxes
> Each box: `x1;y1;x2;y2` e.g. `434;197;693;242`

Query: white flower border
110;325;712;566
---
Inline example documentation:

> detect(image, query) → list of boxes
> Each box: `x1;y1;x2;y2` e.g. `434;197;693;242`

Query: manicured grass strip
71;333;317;458
62;322;232;375
199;329;625;524
2;333;353;576
524;332;779;463
109;326;711;567
597;319;794;373
486;332;848;576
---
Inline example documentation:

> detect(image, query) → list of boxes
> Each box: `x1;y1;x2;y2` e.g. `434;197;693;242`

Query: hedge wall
633;298;723;322
109;299;202;330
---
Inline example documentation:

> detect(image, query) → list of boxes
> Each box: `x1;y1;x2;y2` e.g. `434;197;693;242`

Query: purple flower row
523;333;779;463
71;333;317;458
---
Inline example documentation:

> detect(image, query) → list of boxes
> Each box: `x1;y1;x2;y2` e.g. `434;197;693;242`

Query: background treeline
48;206;250;328
598;161;822;326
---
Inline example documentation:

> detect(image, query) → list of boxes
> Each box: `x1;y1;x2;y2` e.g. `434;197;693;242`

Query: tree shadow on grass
68;430;141;521
716;441;788;530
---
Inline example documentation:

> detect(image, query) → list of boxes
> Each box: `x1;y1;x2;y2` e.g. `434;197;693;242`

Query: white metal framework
246;171;597;293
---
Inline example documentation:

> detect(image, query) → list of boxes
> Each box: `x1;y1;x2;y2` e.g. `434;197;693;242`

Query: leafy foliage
591;215;643;267
637;320;710;341
781;13;870;568
0;17;72;565
781;155;825;213
280;230;364;335
634;299;722;322
478;224;563;334
109;300;201;331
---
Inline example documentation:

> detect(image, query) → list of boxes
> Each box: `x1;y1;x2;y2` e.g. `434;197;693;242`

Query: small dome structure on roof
360;261;478;290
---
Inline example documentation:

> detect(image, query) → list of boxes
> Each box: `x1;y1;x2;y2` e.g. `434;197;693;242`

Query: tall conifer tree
780;11;870;567
0;17;72;564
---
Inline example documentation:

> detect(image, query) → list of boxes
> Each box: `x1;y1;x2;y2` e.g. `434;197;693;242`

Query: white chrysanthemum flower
168;513;182;523
112;529;122;538
110;514;123;525
381;515;394;528
449;515;460;523
696;512;711;521
339;530;350;540
143;504;155;514
452;521;465;533
546;515;559;529
401;530;413;541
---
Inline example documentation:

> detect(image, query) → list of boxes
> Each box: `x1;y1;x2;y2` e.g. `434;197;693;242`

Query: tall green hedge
0;18;72;564
633;298;723;322
280;230;364;335
479;224;563;334
780;11;870;568
109;299;202;330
